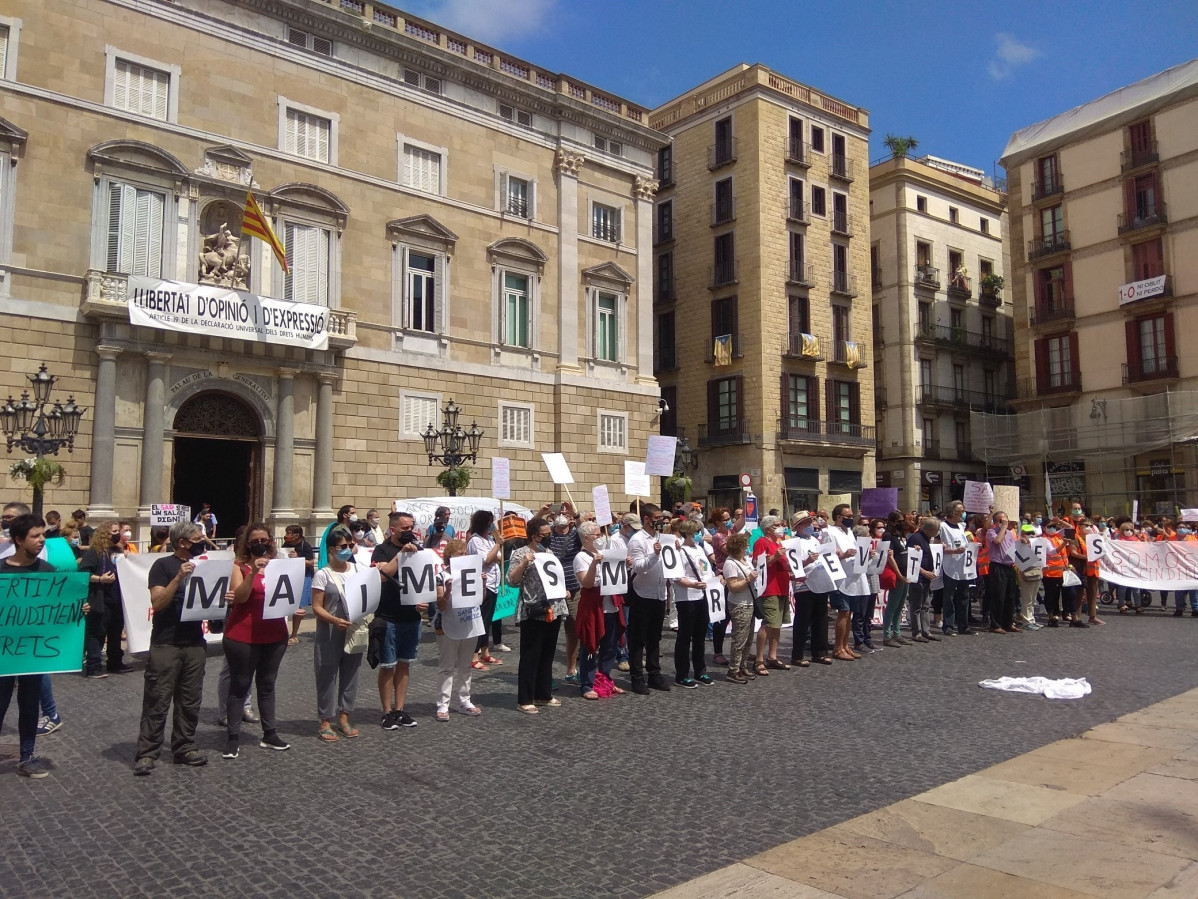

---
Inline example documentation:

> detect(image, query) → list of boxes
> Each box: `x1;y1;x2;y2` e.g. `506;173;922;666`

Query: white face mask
348;514;359;523
122;530;132;540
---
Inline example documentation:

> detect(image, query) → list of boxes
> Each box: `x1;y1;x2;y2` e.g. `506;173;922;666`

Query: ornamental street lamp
675;435;699;473
1;364;87;516
421;399;483;497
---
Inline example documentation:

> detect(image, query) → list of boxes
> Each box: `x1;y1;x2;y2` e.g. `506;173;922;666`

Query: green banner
495;562;518;620
0;571;90;676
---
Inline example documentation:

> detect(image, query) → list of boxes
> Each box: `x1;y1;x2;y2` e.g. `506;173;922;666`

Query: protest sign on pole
963;481;995;514
491;457;511;500
399;549;440;605
449;554;484;608
703;578;727;623
0;572;90;677
261;557;306;620
149;504;191;527
624;461;650;497
592;485;613;527
993;485;1021;522
644;435;677;477
178;558;234;622
532;552;568;600
599;547;628;596
343;566;382;621
541;452;574;484
495;577;519;621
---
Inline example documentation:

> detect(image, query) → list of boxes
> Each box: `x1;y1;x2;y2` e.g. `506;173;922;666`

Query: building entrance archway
171;390;263;538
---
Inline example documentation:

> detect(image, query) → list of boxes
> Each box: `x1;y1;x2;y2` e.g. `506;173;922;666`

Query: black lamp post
675;435;698;473
421;399;483;496
1;364;87;516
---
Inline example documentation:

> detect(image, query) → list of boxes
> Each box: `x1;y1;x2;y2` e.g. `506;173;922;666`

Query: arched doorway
171;391;263;538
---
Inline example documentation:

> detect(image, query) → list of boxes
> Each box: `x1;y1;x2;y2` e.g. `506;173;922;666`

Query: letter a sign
261;558;306;620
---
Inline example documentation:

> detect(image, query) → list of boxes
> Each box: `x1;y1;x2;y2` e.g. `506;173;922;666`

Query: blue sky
407;0;1198;175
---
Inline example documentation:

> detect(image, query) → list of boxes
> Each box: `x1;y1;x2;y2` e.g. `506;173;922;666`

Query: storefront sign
922;470;942;486
1118;275;1168;306
127;276;329;350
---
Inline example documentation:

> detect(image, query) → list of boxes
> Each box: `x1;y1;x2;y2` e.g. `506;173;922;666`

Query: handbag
879;566;898;590
736;559;763;620
344;613;372;653
1062;568;1082;589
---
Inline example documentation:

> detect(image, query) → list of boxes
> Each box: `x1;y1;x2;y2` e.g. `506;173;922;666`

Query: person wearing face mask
508;518;568;713
707;507;744;666
283;525;316;646
548;507;583;686
221;524;291;759
117;521;139;554
192;502;218;539
1042;519;1082;627
425;505;456;554
318;504;357;569
1171;524;1198;617
574;521;625;699
670;520;714;688
788;511;833;667
1113;518;1142;614
984;511;1019;634
80;519;134;677
607;513;640;673
363;509;385;548
751;515;793;675
59;521;84;559
1067;512;1104;626
879;512;911;648
826;504;868;659
626;503;671;694
937;502;974;636
906;519;942;643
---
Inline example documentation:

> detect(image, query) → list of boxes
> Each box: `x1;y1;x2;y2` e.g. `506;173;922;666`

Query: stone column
88;345;122;517
138;352;171;508
270;368;297;518
312;373;334;517
555;149;584;372
633;175;659;381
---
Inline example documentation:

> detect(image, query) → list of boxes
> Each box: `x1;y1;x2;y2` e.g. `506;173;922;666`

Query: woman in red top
223;523;291;759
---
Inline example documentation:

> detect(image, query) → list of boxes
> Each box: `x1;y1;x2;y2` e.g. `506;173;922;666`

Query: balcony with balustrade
1123;355;1178;385
913;323;1011;357
1118;201;1167;235
1031;173;1063;202
704;332;743;363
831;210;854;237
830;338;867;369
711;197;736;227
788;261;815;287
1018;371;1081;399
708;137;737;171
788;199;810;224
830;271;858;298
699;418;751;447
914;264;940;290
917;385;1007;414
777;418;875;448
1028;230;1070;261
782;332;824;361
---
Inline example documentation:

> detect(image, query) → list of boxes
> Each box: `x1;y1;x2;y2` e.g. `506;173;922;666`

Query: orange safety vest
1043;534;1067;578
974;530;990;575
1075;532;1099;578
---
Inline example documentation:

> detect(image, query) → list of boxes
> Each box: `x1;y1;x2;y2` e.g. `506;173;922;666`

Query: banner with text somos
127;276;329;350
0;572;90;677
1098;540;1198;591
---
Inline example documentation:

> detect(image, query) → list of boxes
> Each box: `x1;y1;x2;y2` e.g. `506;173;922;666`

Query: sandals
317;725;338;743
517;704;539;715
480;655;503;665
754;663;769;677
834;651;857;661
534;698;562;708
470;660;488;671
815;657;834;665
765;658;791;671
610;686;625;695
455;704;482;716
583;690;600;701
435;709;450;722
287;637;300;646
335;722;359;738
796;659;811;668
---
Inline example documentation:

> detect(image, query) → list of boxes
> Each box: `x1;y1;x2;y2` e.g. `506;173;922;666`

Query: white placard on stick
962;543;979;581
592;485;613;527
703;578;727;623
963;481;995;514
599;547;629;596
532;552;569;600
658;534;685;580
645;435;677;477
343;566;382;621
906;546;924;583
1181;508;1198;523
178;558;234;622
150;503;191;527
624;460;651;497
541;452;574;485
781;537;807;579
399;549;441;605
491;457;511;500
449;553;484;608
261;557;306;620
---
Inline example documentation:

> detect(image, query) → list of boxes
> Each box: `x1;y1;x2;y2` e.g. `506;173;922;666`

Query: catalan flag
241;191;288;275
713;334;732;367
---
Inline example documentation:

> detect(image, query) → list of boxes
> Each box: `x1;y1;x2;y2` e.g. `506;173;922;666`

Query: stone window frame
398;132;448;197
497;400;535;449
265;183;348;309
0;15;22;81
278;96;339;165
596;410;628;454
104;46;180;124
581;262;634;371
399;390;441;442
0;117;26;293
488;238;548;356
588;198;623;244
387;215;458;337
494;166;537;220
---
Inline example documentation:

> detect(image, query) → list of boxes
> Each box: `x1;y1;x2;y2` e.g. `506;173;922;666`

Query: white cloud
989;32;1041;80
408;0;557;46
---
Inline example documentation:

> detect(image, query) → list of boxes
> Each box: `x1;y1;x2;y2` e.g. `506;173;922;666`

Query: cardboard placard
500;514;527;541
149;503;191;527
599;547;629;596
449;554;484;608
491;457;511;500
859;488;898;518
817;494;852;515
0;572;90;676
541;452;574;485
260;557;307;620
644;435;677;477
343;566;382;621
993;485;1020;522
963;481;995;514
592;485;613;527
532;552;568;599
624;460;651;497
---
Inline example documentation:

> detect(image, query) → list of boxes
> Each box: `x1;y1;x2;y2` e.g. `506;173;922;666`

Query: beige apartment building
987;59;1198;516
0;0;668;535
870;155;1012;512
649;65;874;515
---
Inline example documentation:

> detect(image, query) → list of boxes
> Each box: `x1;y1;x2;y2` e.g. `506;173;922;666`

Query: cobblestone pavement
2;612;1196;898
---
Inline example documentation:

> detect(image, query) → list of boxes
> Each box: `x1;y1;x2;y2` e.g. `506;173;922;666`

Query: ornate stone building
0;0;667;535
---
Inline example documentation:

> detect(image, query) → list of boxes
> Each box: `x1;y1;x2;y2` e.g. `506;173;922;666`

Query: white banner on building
1099;541;1198;590
127;276;330;350
1118;275;1168;306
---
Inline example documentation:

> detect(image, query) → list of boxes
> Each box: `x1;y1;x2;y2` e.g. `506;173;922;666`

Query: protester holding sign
827;504;867;661
310;528;367;742
1015;525;1044;630
627;504;672;695
720;532;758;682
1114;520;1144;613
508;519;567;714
670;520;714;689
984;511;1020;634
938;502;974;636
906;519;941;643
80;520;133;677
221;525;291;760
574;522;624;701
434;541;484;722
751;515;792;675
466;510;506;667
371;511;424;731
133;520;210;775
787;511;833;668
880;513;911;648
1042;520;1082;628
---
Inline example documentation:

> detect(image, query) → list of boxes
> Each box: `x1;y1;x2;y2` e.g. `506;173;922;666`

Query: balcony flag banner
241;190;289;275
713;334;732;366
800;333;820;358
842;340;862;369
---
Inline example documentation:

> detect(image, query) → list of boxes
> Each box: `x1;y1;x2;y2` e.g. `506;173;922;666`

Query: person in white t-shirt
671;520;714;688
434;539;483;722
574;522;625;700
937;501;973;636
721;531;756;683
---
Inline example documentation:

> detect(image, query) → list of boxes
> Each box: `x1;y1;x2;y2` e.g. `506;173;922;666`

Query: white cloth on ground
978;676;1092;700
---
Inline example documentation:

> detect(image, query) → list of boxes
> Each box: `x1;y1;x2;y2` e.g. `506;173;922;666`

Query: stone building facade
870;155;1012;512
0;0;667;536
650;65;874;514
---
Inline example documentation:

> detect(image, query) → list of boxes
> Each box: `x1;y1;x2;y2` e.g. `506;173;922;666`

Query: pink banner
1099;540;1198;591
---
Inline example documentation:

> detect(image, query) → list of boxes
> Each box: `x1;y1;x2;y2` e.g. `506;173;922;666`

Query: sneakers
912;634;929;643
563;672;580;686
631;682;651;695
492;643;513;653
675;677;698;689
616;660;631;672
132;757;155;777
882;637;901;648
222;738;239;760
173;750;208;767
394;710;417;728
726;671;748;684
924;633;940;642
696;674;714;686
17;757;50;779
108;664;135;674
36;715;63;736
259;732;291;751
1070;620;1090;628
380;711;401;730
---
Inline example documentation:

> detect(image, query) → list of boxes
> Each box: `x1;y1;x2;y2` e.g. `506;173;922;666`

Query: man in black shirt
371;511;421;729
133;520;209;775
283;525;316;645
0;513;60;779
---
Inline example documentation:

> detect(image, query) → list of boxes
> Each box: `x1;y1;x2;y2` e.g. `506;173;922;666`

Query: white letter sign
962;543;979;581
928;544;944;576
533;552;568;599
399;549;440;605
261;557;306;620
599;547;629;596
704;578;727;623
658;534;685;580
179;558;233;622
343;566;382;621
450;554;484;608
1086;533;1109;562
781;538;807;579
906;546;924;583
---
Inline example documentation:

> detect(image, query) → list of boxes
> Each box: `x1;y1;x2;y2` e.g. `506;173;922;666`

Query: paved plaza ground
2;609;1197;898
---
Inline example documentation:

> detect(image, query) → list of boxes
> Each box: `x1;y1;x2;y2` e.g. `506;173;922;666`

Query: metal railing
914;264;940;289
831;338;867;367
782;332;824;360
1123;356;1178;384
704;331;743;362
830;153;855;182
913;323;1011;355
698;418;751;447
831;271;858;297
1121;142;1158;171
979;284;1002;307
1118;201;1167;234
1017;372;1081;398
788;199;810;223
947;273;972;298
708;137;737;170
655;279;675;304
1029;299;1074;326
653;344;676;372
787;139;810;166
1028;230;1070;260
788;261;815;286
916;386;1008;413
711;197;736;226
709;261;738;288
1031;175;1063;201
777;418;875;446
923;440;942;460
832;210;853;236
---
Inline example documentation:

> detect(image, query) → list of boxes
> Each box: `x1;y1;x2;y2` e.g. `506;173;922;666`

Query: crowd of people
0;494;1192;781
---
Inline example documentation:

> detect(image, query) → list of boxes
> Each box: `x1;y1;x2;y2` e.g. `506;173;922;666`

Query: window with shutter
401;394;439;438
106;183;165;277
112;59;170;120
598;412;628;452
283;222;329;305
499;403;533;447
1131;239;1164;280
286;109;331;162
0;26;9;78
403;144;441;193
592;203;621;242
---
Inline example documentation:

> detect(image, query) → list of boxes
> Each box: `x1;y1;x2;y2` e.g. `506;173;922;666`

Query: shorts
378;620;422;668
759;595;792;629
828;591;851;612
565;591;580;621
299;574;314;609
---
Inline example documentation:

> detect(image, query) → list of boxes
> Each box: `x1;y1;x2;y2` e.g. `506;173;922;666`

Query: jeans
941;576;971;633
882;583;908;637
40;675;58;721
135;643;206;761
1116;585;1140;609
314;622;363;721
851;594;874;646
908;580;931;636
0;674;42;761
1043;578;1078;618
1174;590;1198;613
988;565;1018;630
223;637;287;740
673;601;707;680
579;611;619;693
517;618;561;705
435;634;475;711
791;591;829;662
626;592;666;686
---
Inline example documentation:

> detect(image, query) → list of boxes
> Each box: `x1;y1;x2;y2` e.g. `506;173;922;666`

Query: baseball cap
619;513;642;530
1020;524;1036;534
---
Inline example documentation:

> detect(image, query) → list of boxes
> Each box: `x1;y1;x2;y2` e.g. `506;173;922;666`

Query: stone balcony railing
82;270;357;349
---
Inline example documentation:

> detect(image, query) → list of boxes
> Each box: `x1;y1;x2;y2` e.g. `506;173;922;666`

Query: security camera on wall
657;397;670;415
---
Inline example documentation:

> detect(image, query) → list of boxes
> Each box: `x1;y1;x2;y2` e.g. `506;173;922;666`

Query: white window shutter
0;27;9;77
152;70;169;120
106;184;123;272
114;60;129;110
499;172;508;212
144;190;163;277
283;222;296;298
118;185;136;274
528;179;536;220
286;111;298;155
434;253;444;334
399;247;411;328
316;118;329;162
